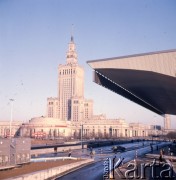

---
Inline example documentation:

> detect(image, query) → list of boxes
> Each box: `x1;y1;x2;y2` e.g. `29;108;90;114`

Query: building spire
66;25;77;64
71;24;74;42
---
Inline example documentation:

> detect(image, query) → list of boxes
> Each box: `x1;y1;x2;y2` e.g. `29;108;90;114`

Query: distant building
164;114;171;130
150;125;162;131
129;123;150;137
148;125;165;136
0;121;22;138
47;36;93;122
21;117;71;138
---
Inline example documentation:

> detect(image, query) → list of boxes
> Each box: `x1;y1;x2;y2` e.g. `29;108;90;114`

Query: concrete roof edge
87;49;176;64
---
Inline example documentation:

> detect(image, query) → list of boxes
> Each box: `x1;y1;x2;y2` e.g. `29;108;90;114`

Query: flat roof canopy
87;49;176;116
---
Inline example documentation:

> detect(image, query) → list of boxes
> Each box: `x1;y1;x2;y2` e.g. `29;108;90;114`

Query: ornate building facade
47;36;93;122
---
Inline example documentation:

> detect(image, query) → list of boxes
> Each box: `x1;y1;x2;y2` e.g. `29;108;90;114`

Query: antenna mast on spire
71;24;74;42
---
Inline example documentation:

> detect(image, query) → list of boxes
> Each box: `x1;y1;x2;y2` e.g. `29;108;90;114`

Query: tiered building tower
47;36;93;121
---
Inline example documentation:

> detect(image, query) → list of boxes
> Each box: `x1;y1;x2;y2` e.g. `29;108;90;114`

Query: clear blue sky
0;0;176;127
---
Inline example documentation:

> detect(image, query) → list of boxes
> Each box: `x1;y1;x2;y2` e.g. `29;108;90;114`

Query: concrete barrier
31;156;78;162
31;145;82;156
6;158;94;180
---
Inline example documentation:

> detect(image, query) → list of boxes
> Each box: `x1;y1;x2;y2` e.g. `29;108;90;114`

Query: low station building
0;118;149;139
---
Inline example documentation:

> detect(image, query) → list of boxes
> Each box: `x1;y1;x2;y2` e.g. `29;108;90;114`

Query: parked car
112;145;126;153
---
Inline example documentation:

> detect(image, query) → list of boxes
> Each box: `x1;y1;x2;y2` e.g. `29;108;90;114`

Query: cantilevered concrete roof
87;49;176;115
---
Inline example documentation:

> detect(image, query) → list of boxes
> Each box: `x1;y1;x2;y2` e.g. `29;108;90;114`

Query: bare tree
166;131;176;140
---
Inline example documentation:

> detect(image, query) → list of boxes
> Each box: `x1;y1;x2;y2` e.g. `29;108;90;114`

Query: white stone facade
21;117;71;138
0;119;149;139
0;121;22;137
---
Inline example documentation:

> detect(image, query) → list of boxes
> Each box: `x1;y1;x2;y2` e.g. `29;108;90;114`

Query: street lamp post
80;111;84;150
81;121;83;150
9;99;14;138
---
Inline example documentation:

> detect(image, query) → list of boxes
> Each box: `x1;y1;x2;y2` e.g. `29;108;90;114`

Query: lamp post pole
81;121;83;150
9;99;14;138
80;111;83;151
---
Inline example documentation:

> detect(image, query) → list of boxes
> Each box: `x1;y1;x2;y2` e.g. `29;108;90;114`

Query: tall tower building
47;36;93;121
58;36;84;120
164;114;171;130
